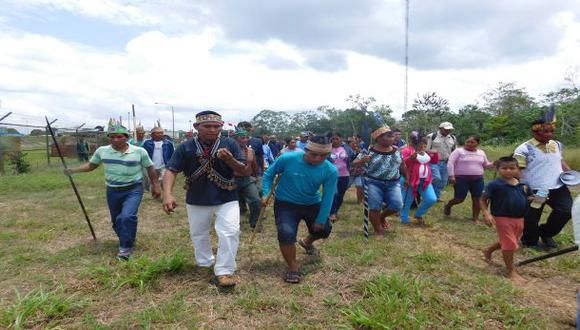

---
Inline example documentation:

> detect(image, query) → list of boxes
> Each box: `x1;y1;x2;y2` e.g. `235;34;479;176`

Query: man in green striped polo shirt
65;121;160;260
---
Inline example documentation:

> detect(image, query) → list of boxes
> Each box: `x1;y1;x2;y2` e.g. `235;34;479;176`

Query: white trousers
186;201;240;276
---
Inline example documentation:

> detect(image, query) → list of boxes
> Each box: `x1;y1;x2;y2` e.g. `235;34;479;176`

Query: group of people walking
64;112;575;286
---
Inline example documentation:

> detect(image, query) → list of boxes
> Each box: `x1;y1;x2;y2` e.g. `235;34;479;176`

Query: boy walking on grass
481;156;532;284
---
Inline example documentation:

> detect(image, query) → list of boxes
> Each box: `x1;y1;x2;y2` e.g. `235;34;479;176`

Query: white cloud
0;4;579;132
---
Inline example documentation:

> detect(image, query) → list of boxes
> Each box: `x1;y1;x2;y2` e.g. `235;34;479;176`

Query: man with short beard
162;111;246;288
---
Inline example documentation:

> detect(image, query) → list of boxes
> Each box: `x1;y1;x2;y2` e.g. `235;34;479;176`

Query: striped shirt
90;144;153;187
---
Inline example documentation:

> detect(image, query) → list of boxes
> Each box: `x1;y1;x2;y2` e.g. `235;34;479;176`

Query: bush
8;151;30;174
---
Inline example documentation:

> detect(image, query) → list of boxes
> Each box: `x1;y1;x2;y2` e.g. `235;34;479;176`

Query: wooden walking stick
46;117;97;240
249;175;281;245
363;178;370;243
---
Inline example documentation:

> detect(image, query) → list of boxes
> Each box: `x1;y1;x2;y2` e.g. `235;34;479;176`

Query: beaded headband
306;141;332;154
196;114;223;124
531;123;556;132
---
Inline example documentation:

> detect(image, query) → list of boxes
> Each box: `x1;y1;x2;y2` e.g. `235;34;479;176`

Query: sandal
382;218;394;232
284;271;301;284
298;239;320;256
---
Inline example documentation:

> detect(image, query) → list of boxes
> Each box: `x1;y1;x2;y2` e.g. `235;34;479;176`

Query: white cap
439;122;454;130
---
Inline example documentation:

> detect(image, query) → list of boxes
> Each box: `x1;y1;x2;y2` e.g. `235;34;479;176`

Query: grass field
0;146;578;329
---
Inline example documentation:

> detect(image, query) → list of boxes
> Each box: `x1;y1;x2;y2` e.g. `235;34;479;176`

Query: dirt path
413;224;578;328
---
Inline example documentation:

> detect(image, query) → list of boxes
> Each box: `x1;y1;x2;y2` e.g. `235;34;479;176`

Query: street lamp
154;102;175;140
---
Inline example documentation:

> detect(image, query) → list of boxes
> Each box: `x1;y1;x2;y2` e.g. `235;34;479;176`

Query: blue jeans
330;176;350;215
365;177;403;211
274;200;332;244
106;184;144;251
430;161;448;198
401;180;437;223
235;177;262;228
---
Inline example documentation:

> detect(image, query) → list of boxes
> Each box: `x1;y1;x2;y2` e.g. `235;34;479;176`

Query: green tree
29;129;45;136
251;110;292;136
402;92;450;134
481;82;535;116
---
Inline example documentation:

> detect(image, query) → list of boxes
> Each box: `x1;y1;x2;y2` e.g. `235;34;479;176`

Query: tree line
250;81;580;146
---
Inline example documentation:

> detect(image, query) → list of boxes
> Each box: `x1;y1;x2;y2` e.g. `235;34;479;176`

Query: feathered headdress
532;104;557;131
107;118;129;136
151;120;164;133
135;121;145;133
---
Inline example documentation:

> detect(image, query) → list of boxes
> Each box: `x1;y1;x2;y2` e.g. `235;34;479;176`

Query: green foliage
88;251;188;291
8;151;30;174
28;129;45;136
0;286;83;329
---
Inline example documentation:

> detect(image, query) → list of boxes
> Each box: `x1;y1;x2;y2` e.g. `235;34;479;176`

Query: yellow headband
306;141;332;154
532;123;556;131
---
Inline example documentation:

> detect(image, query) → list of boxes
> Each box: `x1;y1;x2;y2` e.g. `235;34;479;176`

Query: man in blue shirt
163;111;246;288
296;131;310;150
262;136;338;283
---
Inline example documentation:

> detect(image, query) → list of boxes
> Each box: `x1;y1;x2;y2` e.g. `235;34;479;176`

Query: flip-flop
284;271;301;284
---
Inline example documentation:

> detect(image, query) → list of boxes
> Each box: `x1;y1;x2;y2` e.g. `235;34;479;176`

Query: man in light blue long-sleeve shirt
262;136;338;284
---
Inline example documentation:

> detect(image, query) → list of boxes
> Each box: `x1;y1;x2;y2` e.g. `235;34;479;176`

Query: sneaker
116;250;131;261
214;274;236;288
541;236;558;249
521;241;545;251
298;239;319;256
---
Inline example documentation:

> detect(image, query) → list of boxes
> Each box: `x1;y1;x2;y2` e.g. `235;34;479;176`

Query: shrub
8;151;30;174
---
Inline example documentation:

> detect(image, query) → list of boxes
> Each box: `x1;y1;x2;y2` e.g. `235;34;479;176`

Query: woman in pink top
329;133;351;222
444;135;494;223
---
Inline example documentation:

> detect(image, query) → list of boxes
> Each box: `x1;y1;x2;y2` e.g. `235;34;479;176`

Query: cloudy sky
0;0;579;131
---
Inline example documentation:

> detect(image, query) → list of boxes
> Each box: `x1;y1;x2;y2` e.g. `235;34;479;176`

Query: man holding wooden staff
262;135;338;284
65;120;161;260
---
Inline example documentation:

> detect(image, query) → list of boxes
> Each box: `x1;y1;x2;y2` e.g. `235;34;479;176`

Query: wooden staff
249;175;281;245
516;245;578;267
363;179;369;243
45;117;97;240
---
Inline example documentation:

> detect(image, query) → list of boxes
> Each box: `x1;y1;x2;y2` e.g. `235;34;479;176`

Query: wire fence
0;111;107;175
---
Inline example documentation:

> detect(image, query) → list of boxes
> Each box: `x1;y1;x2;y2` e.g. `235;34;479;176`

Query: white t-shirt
152;141;164;169
514;139;563;190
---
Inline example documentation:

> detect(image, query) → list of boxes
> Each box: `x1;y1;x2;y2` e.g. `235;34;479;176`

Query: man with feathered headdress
162;111;247;288
514;106;573;249
143;120;174;189
129;122;146;147
65;119;161;260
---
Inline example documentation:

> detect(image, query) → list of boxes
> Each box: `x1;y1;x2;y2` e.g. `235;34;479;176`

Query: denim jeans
235;176;262;228
430;161;448;198
401;180;437;223
330;176;350;215
365;177;403;211
106;184;144;251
